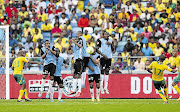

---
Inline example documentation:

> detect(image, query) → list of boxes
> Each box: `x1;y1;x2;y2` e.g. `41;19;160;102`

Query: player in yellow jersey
171;49;180;101
147;55;177;104
12;50;42;102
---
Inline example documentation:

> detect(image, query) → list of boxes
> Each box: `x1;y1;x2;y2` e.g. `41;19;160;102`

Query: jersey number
154;68;162;75
14;61;19;68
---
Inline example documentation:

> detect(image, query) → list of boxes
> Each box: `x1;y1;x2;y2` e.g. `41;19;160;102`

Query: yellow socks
164;88;168;98
158;90;167;102
18;90;24;100
174;85;180;95
24;89;28;99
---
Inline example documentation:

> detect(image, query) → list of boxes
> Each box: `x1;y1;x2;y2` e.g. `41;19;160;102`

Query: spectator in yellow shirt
173;8;180;22
38;8;48;22
83;30;91;41
41;19;52;32
33;29;43;43
145;3;154;13
114;24;124;34
118;8;129;19
76;0;84;12
98;15;107;27
153;42;164;56
166;3;172;14
148;38;157;51
154;0;165;12
54;34;69;49
18;7;28;21
98;8;108;19
130;28;138;42
23;25;31;38
31;24;41;37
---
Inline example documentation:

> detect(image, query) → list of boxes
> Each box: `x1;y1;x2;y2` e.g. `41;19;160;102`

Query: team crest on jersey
63;76;78;97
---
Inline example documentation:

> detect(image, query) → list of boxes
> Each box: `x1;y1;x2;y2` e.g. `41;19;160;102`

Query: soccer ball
86;47;94;54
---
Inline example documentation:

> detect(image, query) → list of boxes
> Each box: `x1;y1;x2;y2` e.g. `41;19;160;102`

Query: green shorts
174;73;180;84
153;79;166;90
13;74;26;85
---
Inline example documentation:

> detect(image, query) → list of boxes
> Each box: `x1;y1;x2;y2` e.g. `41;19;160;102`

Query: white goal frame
0;25;9;99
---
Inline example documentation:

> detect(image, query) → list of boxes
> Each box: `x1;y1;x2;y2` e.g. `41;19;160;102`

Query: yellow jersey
171;56;180;72
12;57;29;75
148;61;172;81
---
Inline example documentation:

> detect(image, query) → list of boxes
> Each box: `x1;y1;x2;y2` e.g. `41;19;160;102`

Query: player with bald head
171;48;180;101
12;50;42;102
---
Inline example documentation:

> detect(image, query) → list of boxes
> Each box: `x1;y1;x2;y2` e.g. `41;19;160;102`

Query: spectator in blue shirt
103;0;113;8
141;43;153;56
134;24;144;35
138;33;148;44
9;35;18;48
113;0;119;5
166;18;175;31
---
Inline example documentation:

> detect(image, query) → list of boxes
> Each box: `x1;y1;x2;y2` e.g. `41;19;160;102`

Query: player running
87;47;101;102
170;49;180;101
147;55;177;104
12;50;42;102
52;48;67;102
67;32;83;97
97;31;113;94
38;40;58;102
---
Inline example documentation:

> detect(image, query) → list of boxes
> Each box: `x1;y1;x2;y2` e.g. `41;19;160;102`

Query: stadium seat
71;22;78;28
83;27;93;34
42;32;51;42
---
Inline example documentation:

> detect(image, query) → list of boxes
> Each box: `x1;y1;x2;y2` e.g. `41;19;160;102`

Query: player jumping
68;32;83;97
12;50;42;102
170;49;180;101
147;55;177;104
97;32;113;94
38;40;58;102
52;48;67;102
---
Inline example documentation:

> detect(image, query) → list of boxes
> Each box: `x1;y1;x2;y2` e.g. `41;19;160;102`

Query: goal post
0;25;9;99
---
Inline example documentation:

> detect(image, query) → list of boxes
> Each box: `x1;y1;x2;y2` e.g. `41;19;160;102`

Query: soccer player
147;55;177;104
79;31;90;89
97;31;113;94
12;50;42;102
52;48;67;102
171;49;180;101
68;33;83;97
38;40;58;102
87;47;101;102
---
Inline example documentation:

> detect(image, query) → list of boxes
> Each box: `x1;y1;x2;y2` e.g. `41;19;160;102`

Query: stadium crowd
0;0;180;73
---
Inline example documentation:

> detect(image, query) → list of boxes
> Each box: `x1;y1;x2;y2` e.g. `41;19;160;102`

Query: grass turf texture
0;99;180;112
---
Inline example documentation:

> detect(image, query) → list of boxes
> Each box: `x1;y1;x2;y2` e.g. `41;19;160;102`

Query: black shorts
74;59;83;75
153;79;166;90
83;57;90;68
88;74;100;83
43;63;56;76
54;76;63;85
100;58;111;70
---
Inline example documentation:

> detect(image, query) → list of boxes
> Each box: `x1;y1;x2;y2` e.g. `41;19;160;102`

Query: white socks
49;80;54;99
100;74;104;89
78;79;81;92
90;88;94;99
96;88;100;98
81;72;86;86
104;75;109;90
40;79;45;92
72;78;77;92
58;88;63;100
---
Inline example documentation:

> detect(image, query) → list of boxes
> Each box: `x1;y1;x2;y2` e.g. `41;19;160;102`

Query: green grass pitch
0;99;180;112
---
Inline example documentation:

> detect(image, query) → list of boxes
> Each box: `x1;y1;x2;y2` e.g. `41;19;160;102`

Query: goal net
0;26;9;99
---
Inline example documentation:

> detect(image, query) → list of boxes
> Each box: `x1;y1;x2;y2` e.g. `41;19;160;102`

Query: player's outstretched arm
28;60;42;65
72;39;82;48
147;68;153;74
96;48;108;59
46;47;57;56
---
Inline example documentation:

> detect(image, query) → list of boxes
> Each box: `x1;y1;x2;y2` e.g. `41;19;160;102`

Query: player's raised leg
104;59;111;94
172;79;180;101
